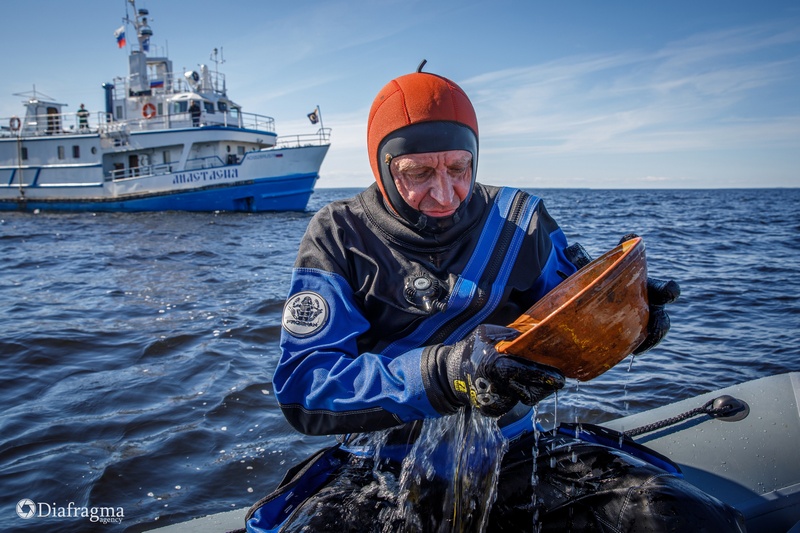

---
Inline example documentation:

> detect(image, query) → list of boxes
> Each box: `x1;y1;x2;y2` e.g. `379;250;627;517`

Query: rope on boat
623;394;750;437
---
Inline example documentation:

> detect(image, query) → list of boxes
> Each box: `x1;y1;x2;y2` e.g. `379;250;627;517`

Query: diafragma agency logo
15;498;124;524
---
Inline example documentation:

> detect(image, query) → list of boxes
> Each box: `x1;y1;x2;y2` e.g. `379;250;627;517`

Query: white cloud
458;20;800;159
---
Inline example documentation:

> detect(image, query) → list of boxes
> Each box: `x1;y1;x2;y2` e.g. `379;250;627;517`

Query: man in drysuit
258;65;745;532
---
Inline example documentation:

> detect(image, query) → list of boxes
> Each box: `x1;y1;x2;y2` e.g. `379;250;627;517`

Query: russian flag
150;80;164;88
115;26;126;48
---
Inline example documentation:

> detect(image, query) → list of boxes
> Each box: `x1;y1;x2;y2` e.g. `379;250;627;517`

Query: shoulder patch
282;291;329;337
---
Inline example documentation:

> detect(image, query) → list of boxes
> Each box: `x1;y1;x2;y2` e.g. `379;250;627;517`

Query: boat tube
147;372;800;532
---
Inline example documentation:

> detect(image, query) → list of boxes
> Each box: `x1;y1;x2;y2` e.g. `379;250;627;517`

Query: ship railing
238;112;275;132
96;109;275;133
274;128;332;148
109;161;174;181
110;71;182;100
184;155;227;171
1;111;109;137
108;155;231;181
110;69;228;100
182;110;275;132
2;108;279;137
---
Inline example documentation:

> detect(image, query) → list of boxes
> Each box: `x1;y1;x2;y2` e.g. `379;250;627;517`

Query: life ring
9;116;21;131
142;103;157;119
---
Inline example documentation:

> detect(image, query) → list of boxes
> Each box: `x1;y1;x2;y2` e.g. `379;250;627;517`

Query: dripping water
367;407;508;532
530;405;541;532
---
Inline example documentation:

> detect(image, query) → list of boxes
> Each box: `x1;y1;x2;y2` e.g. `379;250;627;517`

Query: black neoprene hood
378;121;479;233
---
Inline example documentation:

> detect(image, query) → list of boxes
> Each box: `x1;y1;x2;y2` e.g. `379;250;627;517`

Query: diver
251;64;746;532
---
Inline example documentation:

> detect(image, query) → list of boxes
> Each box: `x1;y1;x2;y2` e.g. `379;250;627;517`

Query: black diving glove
633;276;681;354
616;234;681;355
422;325;565;417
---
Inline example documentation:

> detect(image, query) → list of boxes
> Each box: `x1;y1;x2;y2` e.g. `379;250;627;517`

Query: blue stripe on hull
0;174;319;213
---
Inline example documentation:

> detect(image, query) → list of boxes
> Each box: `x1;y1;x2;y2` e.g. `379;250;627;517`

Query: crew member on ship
77;104;89;131
189;100;201;127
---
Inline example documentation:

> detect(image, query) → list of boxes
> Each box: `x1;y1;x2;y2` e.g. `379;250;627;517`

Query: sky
2;0;798;189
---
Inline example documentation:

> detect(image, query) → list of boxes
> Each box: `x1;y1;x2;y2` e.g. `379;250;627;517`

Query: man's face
390;150;472;218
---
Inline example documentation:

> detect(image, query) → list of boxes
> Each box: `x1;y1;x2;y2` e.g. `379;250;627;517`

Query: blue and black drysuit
274;183;573;435
256;182;745;532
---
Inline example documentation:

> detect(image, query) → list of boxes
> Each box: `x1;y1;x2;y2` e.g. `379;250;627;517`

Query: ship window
157;103;164;115
163;150;171;163
115;105;123;119
218;101;228;112
237;146;245;156
203;102;214;114
21;147;28;160
73;146;80;158
58;146;65;159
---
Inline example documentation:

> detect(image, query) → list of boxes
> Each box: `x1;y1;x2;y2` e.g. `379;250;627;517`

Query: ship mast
124;0;155;96
127;0;153;54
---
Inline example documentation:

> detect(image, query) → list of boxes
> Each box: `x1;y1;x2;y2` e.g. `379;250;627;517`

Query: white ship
0;1;330;212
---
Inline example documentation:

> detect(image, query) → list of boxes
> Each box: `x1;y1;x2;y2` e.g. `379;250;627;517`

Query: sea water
1;188;799;532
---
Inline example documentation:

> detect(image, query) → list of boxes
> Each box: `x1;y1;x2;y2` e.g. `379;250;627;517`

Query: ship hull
0;141;329;213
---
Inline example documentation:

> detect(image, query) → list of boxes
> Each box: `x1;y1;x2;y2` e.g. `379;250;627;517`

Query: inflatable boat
148;372;800;532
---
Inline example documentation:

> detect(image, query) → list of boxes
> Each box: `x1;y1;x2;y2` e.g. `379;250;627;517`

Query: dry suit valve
404;275;446;313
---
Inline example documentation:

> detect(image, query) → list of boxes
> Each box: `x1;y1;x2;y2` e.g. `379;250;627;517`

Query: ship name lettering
172;168;239;185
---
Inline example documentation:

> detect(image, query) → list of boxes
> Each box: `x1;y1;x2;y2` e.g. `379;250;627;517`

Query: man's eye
406;169;432;181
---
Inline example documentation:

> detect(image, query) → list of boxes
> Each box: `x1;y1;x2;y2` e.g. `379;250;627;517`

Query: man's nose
428;166;455;205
